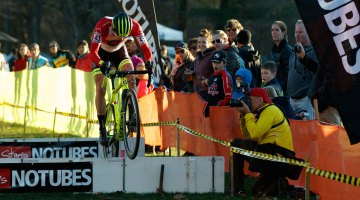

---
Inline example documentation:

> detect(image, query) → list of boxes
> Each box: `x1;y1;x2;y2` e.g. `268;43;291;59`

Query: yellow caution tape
3;102;26;109
307;167;360;186
177;124;230;147
231;146;308;167
141;121;178;127
56;111;87;119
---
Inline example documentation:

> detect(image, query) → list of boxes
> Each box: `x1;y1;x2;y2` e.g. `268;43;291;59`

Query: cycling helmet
112;12;133;37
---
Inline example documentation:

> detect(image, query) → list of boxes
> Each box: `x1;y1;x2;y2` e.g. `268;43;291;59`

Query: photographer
232;88;301;198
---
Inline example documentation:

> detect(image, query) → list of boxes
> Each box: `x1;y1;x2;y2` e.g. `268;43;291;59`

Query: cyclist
90;12;153;146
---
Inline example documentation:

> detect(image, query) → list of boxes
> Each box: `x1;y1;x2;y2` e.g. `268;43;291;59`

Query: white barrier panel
0;157;224;193
0;138;145;158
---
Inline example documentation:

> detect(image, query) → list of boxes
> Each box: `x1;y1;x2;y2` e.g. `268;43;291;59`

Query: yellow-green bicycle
102;61;152;159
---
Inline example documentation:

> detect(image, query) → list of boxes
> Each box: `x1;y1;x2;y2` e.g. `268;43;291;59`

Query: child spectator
27;43;49;69
75;40;92;72
13;43;31;71
131;55;154;98
261;61;283;96
232;68;252;100
202;50;232;117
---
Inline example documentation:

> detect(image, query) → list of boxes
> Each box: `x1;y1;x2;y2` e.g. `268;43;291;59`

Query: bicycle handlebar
104;61;153;87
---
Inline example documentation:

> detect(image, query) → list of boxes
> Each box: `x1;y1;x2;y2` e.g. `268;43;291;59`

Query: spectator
187;38;198;57
224;19;244;44
48;40;76;68
193;29;216;101
131;55;154;98
75;40;92;72
27;43;49;69
260;61;283;96
202;50;232;117
232;88;301;198
0;42;6;71
13;43;30;72
160;44;173;76
7;47;18;72
236;29;262;87
232;68;252;101
291;34;341;124
212;30;244;79
125;36;138;57
269;21;292;94
287;20;317;120
171;42;195;93
263;86;278;99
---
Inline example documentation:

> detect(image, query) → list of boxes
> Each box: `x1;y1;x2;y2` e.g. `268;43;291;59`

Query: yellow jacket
240;104;294;151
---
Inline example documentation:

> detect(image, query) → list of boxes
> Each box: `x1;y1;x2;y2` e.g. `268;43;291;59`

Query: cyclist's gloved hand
144;61;153;87
100;61;112;76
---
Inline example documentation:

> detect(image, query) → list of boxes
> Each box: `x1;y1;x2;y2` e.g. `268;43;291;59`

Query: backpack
238;49;262;87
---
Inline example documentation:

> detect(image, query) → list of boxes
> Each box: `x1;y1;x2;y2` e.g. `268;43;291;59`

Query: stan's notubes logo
0;162;93;192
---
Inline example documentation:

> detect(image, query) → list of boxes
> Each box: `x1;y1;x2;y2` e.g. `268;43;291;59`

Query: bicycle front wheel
105;104;120;157
122;88;140;160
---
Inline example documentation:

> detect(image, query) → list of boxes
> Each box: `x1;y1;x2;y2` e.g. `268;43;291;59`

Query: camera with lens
229;82;251;108
292;43;302;53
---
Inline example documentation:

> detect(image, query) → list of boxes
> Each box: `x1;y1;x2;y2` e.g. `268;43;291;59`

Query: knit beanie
131;55;144;68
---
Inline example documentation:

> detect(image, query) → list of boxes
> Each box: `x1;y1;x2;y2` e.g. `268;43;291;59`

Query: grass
0;121;82;138
0;121;309;199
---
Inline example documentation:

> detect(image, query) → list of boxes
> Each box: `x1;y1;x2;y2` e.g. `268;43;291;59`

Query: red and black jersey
90;16;152;66
203;70;232;117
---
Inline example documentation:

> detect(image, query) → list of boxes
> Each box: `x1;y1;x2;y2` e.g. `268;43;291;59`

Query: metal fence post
52;108;57;137
305;156;310;200
86;112;89;138
23;102;27;136
176;118;180;157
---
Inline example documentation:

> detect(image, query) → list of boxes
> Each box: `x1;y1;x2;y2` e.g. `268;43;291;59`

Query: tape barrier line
4;102;26;109
178;124;307;167
56;111;87;119
87;119;98;124
141;121;178;127
231;146;308;167
178;123;360;187
177;124;230;147
26;105;53;114
307;167;360;187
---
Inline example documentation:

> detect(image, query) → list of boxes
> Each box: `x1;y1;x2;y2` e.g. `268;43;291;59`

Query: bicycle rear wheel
122;88;140;159
105;104;120;157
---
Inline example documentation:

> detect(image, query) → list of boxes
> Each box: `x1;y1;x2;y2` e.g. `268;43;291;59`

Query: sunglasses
176;49;185;54
211;39;222;44
226;28;237;32
189;46;197;51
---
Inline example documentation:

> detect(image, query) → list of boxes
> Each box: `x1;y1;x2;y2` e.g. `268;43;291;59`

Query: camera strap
256;104;286;129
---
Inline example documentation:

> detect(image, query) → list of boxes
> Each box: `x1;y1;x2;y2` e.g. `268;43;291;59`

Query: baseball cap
175;42;188;50
210;50;227;63
249;87;272;103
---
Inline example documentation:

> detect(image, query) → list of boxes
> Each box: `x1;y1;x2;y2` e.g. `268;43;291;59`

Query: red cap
250;88;272;103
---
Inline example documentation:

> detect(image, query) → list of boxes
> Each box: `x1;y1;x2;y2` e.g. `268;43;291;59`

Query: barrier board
0;157;224;193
